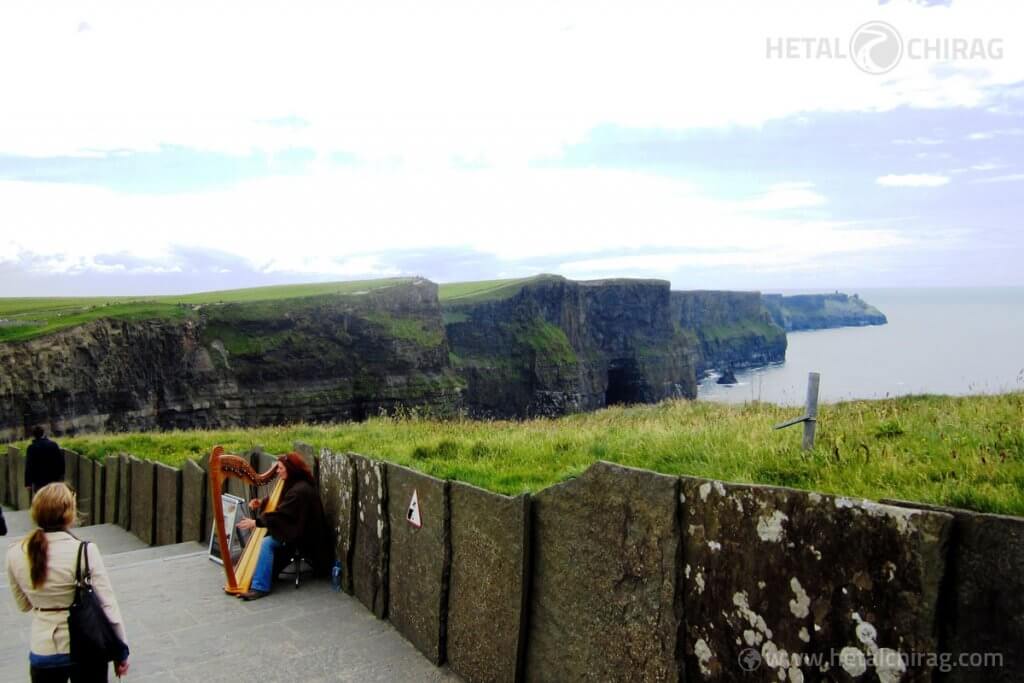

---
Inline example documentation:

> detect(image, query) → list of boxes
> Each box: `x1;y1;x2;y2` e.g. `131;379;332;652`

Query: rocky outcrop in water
762;292;887;331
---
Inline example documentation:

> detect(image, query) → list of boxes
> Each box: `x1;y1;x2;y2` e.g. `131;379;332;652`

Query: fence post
802;372;820;451
773;372;820;451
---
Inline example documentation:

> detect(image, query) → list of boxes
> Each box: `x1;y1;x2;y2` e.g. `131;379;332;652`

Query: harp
209;445;284;595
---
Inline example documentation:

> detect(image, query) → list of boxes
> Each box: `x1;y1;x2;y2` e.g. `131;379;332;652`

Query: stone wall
1;447;1020;683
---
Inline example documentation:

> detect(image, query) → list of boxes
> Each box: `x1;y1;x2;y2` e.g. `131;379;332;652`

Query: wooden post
802;372;820;451
772;372;821;450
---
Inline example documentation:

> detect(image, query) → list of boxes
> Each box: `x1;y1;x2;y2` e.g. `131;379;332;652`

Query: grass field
438;277;538;303
33;392;1024;516
0;278;411;343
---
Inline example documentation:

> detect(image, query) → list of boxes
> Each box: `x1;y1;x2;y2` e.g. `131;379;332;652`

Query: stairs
2;505;461;682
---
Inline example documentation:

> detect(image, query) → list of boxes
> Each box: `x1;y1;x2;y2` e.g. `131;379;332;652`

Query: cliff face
2;277;842;438
672;290;787;374
0;279;462;441
762;293;887;331
444;276;696;418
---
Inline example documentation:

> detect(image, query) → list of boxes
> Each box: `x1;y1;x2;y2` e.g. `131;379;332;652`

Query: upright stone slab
15;448;30;510
76;454;93;524
154;463;182;546
294;441;318;479
3;447;13;506
92;460;105;526
318;449;357;594
201;455;223;546
386;464;450;665
63;449;79;494
103;455;120;524
117;454;132;529
681;478;952;682
129;457;156;545
10;446;22;507
254;450;276;475
0;449;8;507
350;453;389;619
883;499;1024;683
448;481;531;683
182;460;207;543
525;461;683;682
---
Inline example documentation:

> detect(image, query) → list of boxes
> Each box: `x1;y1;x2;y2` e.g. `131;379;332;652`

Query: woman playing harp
210;448;327;600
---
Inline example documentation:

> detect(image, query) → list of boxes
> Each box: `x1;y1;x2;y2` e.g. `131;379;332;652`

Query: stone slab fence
1;444;1021;682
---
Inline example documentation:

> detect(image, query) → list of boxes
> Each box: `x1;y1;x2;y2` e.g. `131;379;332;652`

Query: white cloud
0;1;1021;162
949;161;1006;174
893;137;944;145
743;182;828;211
876;173;951;187
0;169;912;280
965;127;1024;141
971;173;1024;184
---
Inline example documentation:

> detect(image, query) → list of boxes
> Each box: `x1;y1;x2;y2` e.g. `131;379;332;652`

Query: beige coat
6;531;128;657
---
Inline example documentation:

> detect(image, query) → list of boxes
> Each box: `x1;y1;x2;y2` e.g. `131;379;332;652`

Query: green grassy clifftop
39;392;1024;517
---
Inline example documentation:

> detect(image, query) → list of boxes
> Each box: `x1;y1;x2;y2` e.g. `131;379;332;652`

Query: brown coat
256;478;327;572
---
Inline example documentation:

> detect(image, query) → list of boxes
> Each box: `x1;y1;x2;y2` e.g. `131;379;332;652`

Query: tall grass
35;393;1024;516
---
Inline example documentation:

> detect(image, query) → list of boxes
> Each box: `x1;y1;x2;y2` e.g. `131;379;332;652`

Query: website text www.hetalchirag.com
739;645;1005;676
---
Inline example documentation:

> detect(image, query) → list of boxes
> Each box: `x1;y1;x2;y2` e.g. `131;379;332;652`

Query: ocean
696;288;1024;406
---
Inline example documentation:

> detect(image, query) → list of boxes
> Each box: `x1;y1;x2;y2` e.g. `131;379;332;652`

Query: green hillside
438;275;560;303
0;278;411;343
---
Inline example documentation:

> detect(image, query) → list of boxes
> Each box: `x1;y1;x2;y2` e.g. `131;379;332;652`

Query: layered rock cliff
1;276;825;437
672;290;787;374
762;292;887;331
443;276;697;418
0;279;462;441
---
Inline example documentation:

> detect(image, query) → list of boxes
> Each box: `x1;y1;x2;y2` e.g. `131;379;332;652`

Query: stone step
3;506;204;577
103;542;208;570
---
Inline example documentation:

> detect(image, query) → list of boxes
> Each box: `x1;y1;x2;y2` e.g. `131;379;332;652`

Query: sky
1;0;1023;296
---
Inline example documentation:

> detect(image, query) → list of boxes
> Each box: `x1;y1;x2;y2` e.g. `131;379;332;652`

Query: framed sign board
208;493;252;565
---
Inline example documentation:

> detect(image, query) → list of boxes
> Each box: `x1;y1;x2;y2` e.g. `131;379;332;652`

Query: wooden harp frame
208;445;281;595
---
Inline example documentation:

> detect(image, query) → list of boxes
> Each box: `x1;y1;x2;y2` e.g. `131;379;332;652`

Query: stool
278;550;314;588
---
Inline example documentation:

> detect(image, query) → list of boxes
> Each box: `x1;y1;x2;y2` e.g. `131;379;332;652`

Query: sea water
697;288;1024;406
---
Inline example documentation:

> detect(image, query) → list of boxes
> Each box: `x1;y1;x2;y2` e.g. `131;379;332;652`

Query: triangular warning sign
406;489;422;528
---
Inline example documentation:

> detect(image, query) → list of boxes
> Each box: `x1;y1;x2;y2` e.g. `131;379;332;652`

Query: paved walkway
2;507;461;682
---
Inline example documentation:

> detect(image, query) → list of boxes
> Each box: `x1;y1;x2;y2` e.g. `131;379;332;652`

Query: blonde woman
6;483;130;682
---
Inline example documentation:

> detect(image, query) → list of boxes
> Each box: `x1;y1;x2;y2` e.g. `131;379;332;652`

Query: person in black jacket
25;426;64;499
235;453;326;600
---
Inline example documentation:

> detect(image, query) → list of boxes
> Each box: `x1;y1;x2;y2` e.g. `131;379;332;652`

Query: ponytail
27;529;49;589
26;482;77;589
